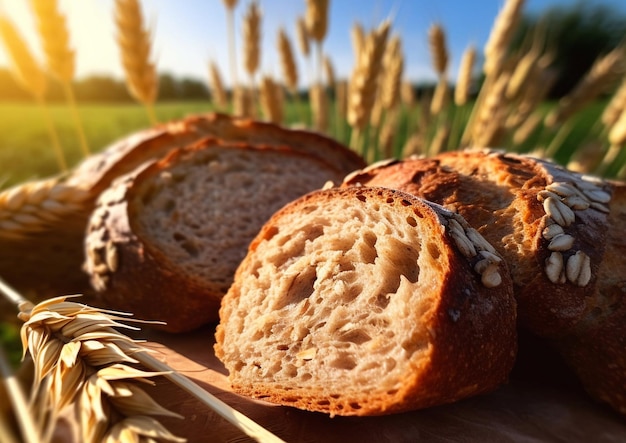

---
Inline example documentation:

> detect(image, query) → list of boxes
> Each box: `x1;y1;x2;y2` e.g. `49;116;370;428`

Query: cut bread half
84;138;345;332
215;186;517;416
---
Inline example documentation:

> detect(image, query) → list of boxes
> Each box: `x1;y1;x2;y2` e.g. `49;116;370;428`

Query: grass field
0;98;612;192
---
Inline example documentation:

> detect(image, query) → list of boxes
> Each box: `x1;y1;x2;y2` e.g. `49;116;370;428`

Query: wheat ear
545;47;625;128
602;76;626;129
310;82;329;133
277;27;298;93
0;278;286;443
295;16;310;58
0;16;67;172
380;35;403;111
428;23;448;77
0;178;90;240
243;1;261;82
454;44;476;106
30;0;90;157
347;20;390;150
115;0;159;125
208;61;228;110
305;0;329;44
483;0;525;76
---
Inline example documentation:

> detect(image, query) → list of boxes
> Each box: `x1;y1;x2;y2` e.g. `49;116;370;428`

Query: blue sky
1;0;625;87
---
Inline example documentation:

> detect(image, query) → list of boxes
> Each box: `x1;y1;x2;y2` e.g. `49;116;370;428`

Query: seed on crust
481;263;502;288
543;197;575;227
542;223;564;240
590;201;610;213
563;195;590;210
545;251;565;284
566;251;592;287
581;188;611;204
537;190;561;202
545;182;579;198
466;228;497;254
548;234;575;251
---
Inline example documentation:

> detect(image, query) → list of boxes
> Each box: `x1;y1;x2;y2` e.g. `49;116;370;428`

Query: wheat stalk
222;0;239;93
428;23;448;77
545;46;625;128
609;108;626;146
277;28;298;93
115;0;159;125
0;278;286;443
454;44;476;106
243;1;261;82
208;61;228;109
0;178;90;240
222;0;238;9
0;16;67;172
323;54;336;88
259;75;284;124
430;78;449;116
512;111;542;145
483;0;525;76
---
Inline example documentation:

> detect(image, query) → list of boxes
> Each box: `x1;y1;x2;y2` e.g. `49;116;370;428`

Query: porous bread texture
85;140;343;332
215;186;517;416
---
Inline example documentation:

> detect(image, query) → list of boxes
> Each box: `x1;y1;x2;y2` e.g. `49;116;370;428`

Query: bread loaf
84;138;346;332
215;186;517;416
341;149;626;416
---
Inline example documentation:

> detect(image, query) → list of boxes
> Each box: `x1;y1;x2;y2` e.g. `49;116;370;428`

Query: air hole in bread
172;232;200;257
406;216;417;227
330;353;357;370
356;194;366;202
427;242;441;260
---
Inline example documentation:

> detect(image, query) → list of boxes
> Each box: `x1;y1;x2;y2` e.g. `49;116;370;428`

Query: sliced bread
84;138;345;332
215;186;517;416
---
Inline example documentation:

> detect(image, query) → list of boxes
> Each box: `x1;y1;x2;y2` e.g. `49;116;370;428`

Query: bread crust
85;139;345;332
215;186;517;416
342;149;626;416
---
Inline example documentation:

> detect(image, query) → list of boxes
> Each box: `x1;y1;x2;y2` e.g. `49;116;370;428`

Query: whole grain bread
341;149;626;416
84;138;345;332
215;186;517;416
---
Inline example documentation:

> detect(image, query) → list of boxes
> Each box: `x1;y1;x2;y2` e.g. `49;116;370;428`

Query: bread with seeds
215;186;516;416
341;149;626;416
84;138;346;332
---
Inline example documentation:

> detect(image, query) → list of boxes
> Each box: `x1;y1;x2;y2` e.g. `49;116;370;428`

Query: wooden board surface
138;325;626;443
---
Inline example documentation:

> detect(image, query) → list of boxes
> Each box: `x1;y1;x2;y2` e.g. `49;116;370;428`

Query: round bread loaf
84;138;346;332
215;186;517;416
341;149;626;416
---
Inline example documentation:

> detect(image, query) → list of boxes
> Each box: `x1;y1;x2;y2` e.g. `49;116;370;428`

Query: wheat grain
0;179;90;239
602;76;626;129
310;82;329;133
305;0;329;43
277;28;298;93
260;75;284;124
483;0;525;76
546;46;625;127
115;0;158;113
208;61;228;109
295;16;310;58
0;17;47;100
454;44;476;106
347;20;390;131
428;23;448;77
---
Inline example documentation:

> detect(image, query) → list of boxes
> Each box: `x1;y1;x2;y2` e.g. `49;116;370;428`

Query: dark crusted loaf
341;149;626;416
215;186;517;416
84;138;346;332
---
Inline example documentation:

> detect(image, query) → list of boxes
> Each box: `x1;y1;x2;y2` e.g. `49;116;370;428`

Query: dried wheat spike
242;1;262;78
401;81;415;108
428;23;448;77
347;20;390;130
609;108;626;146
430;78;449;115
115;0;158;105
18;296;183;443
378;108;399;158
512;112;542;145
310;82;329;133
233;86;256;118
602;77;626;129
260;75;284;124
296;16;310;57
430;123;451;155
305;0;329;43
351;22;365;64
454;44;476;106
546;47;625;127
483;0;525;76
0;16;47;99
277;27;298;93
336;79;348;120
208;61;228;109
471;73;510;145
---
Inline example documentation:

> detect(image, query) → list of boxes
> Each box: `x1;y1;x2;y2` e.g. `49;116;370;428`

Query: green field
0;98;616;192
